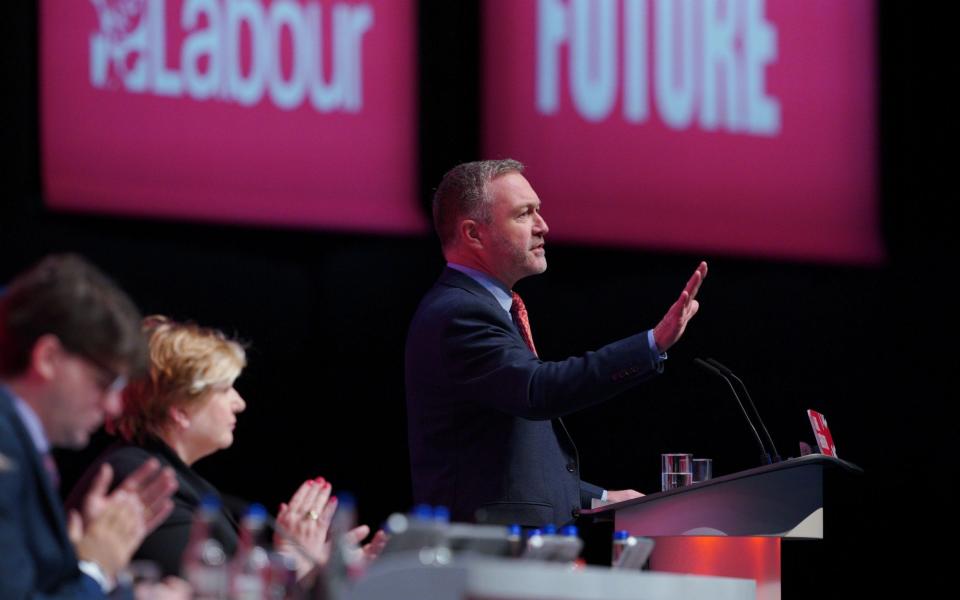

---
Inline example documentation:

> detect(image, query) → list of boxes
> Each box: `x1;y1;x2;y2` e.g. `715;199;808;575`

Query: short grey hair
432;159;525;249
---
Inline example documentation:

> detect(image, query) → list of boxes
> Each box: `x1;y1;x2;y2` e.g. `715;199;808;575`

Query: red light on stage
650;536;781;597
652;536;781;578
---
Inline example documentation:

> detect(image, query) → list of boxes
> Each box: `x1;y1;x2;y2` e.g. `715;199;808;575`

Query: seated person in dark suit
69;316;386;579
1;254;178;599
406;159;707;527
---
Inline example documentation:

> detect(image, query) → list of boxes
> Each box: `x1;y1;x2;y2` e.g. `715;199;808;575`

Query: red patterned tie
510;291;538;357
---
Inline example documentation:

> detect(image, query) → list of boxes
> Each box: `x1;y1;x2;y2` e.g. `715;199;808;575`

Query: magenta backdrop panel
484;0;881;263
42;0;424;234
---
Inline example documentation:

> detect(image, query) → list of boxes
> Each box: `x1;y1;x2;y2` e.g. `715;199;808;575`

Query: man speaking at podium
406;159;707;527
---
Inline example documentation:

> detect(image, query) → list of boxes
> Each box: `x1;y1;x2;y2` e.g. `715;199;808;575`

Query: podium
581;454;862;600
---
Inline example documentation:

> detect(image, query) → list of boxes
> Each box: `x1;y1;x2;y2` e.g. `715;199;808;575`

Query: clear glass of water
691;458;713;483
661;453;693;491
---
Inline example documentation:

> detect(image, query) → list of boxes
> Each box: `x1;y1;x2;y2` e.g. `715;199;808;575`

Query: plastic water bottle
320;492;363;599
230;503;271;599
555;525;583;563
524;525;582;562
182;494;228;599
612;531;655;570
612;530;630;565
521;528;548;560
265;551;298;600
432;505;451;524
382;504;453;564
506;524;523;557
411;503;433;522
433;505;455;565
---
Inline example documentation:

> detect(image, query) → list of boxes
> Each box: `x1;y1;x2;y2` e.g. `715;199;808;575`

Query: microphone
704;358;781;463
694;358;772;465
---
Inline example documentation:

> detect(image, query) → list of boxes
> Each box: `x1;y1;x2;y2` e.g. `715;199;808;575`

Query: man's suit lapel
0;389;76;566
31;445;74;560
438;268;529;347
438;268;502;307
437;270;581;462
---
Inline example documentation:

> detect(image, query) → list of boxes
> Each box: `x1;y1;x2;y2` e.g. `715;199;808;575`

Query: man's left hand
605;489;644;503
653;261;708;352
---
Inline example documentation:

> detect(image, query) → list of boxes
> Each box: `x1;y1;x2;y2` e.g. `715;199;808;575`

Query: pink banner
41;0;424;234
484;0;881;263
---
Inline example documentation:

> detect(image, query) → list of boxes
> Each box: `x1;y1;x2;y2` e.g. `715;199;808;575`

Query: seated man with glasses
0;253;179;599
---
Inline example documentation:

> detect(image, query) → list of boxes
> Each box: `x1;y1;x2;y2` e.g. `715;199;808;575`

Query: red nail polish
315;476;325;483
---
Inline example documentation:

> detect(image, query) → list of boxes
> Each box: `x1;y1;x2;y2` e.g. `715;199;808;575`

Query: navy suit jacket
405;268;662;527
0;386;106;599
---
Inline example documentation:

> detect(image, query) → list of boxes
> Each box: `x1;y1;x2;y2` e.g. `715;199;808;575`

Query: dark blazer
0;386;106;599
405;268;662;527
68;437;239;578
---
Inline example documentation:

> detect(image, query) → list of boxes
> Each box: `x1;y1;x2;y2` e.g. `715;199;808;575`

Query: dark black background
2;1;952;596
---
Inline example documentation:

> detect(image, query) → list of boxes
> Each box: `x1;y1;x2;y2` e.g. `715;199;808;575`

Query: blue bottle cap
526;528;543;538
433;505;450;523
199;493;221;510
245;503;267;519
560;525;578;537
507;524;522;536
614;530;630;541
412;504;433;520
337;491;357;508
543;524;557;535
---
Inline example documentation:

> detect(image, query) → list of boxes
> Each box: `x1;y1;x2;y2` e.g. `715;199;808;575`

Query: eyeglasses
68;351;129;394
88;359;128;394
52;334;130;394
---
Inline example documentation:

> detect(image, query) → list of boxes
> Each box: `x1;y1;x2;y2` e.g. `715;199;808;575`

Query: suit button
566;462;576;473
572;508;580;518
